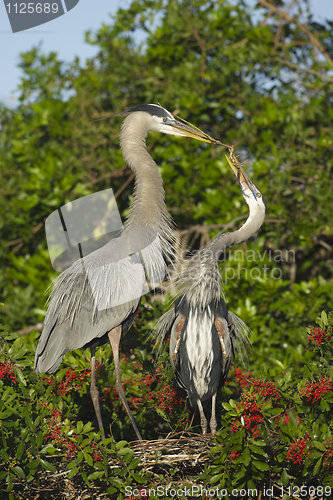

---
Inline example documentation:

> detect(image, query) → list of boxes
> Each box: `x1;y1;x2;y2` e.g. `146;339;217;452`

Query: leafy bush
1;301;333;499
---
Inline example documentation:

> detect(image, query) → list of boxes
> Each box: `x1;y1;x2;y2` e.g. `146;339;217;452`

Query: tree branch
256;0;333;69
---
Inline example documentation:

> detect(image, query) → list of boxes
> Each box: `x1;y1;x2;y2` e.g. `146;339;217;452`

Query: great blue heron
34;104;218;441
156;158;266;434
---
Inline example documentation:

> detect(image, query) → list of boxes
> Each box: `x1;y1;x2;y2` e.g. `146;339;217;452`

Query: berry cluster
307;326;332;347
40;400;102;461
286;435;311;464
323;439;333;468
39;401;78;457
299;377;332;404
229;451;242;463
234;367;250;388
103;366;188;426
230;392;264;438
131;368;187;418
250;378;281;402
42;367;91;396
0;361;17;384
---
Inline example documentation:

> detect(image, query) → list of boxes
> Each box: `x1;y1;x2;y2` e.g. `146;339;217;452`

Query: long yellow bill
169;119;221;144
225;155;253;191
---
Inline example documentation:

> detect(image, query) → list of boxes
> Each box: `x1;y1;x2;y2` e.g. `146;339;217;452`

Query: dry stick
294;80;331;111
276;58;333;83
17;323;44;335
5;221;44;249
85;164;131;187
114;171;135;200
256;0;333;69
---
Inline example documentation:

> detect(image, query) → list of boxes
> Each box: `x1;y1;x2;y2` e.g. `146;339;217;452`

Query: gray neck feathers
120;113;174;258
180;190;266;307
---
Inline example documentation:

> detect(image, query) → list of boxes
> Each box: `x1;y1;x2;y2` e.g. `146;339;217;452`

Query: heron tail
149;308;176;360
227;311;252;366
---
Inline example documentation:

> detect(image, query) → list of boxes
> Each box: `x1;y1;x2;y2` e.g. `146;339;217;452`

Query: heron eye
163;117;168;122
256;192;261;198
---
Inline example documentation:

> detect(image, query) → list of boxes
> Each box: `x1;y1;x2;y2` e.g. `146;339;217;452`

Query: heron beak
225;156;254;192
170;120;220;144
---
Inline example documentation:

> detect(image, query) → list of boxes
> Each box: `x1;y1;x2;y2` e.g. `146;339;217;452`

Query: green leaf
16;443;24;460
67;467;79;479
37;431;43;448
251;440;266;447
233;467;246;482
115;440;128;449
88;471;104;480
156;407;171;422
250;445;267;457
84;452;93;467
0;450;10;462
27;458;40;469
25;416;33;432
129;457;141;469
81;471;91;487
252;461;270;471
12;466;25;479
117;447;133;456
313;441;327;451
40;459;56;472
67;460;77;470
13;366;26;386
321;310;328;325
130;472;146;484
261;402;272;411
82;422;93;434
110;477;125;489
5;474;13;493
40;444;56;455
313;457;322;476
308;451;323;460
210;473;223;483
320;399;330;412
78;451;84;463
106;487;117;495
281;469;289;487
243;447;251;467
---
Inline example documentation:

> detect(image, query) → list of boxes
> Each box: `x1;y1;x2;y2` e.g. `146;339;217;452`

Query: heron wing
35;226;167;373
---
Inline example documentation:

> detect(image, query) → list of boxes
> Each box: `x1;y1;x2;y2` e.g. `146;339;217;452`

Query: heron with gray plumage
156;158;266;435
34;104;219;441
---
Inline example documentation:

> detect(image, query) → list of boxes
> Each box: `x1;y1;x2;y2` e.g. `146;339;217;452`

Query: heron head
226;156;265;204
98;104;219;144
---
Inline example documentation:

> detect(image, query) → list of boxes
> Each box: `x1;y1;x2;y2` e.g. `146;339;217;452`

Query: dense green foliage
0;0;333;497
1;305;333;498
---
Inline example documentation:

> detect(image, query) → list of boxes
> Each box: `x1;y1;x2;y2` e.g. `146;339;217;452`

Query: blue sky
1;0;333;108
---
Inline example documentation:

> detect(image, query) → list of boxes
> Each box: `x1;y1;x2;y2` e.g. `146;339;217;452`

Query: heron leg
108;326;143;441
197;399;207;435
90;346;105;440
210;393;217;434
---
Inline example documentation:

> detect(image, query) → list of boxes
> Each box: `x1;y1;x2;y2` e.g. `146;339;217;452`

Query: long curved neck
119;113;174;251
180;189;265;307
207;192;265;255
